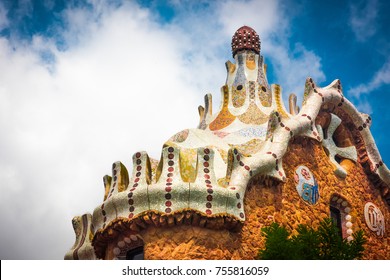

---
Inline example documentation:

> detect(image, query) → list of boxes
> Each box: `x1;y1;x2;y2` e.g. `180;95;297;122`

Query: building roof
65;26;390;260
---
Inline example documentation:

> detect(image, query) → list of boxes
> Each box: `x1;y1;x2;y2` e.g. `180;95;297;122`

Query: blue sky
0;0;389;259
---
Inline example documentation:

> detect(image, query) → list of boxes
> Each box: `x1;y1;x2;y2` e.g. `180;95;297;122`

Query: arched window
330;206;342;237
111;234;144;260
126;246;144;260
329;194;354;241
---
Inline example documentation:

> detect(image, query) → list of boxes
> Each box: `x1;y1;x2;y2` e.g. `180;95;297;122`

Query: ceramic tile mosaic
66;25;390;259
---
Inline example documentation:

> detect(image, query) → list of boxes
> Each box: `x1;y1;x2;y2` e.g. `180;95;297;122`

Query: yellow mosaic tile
238;102;269;125
209;86;236;131
179;148;197;182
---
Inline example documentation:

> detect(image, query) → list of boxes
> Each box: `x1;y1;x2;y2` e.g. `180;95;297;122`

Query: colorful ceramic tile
294;165;319;205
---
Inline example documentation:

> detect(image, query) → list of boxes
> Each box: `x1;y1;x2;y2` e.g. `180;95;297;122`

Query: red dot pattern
203;148;213;215
101;202;106;228
128;152;142;219
103;162;119;227
266;151;286;181
165;147;174;214
234;149;252;176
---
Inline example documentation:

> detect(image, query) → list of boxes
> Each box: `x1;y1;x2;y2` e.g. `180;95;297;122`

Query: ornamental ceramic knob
231;26;260;57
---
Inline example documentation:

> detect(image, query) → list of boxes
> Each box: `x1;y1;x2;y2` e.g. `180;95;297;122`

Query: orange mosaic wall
107;137;390;260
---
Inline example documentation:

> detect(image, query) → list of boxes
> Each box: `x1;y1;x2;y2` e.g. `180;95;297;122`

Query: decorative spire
231;26;260;57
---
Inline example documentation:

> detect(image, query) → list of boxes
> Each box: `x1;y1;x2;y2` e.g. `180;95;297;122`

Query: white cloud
349;59;390;97
0;2;200;259
0;0;325;259
348;59;390;114
349;0;379;42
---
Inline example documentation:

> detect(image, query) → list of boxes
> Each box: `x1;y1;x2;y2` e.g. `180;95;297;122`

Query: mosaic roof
65;26;390;260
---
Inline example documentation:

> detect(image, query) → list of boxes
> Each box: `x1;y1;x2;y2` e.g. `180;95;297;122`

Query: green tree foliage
257;218;366;260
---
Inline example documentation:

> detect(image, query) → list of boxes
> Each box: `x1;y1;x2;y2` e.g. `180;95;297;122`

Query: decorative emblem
294;165;319;205
364;202;385;237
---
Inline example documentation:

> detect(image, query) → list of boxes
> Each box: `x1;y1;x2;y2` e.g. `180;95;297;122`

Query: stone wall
106;137;389;259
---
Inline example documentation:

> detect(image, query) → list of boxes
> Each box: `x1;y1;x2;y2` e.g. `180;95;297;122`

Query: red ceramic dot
165;208;172;213
230;187;236;190
134;177;140;183
135;152;141;158
168;167;174;172
278;171;283;176
130;188;136;192
165;201;172;207
136;166;142;171
167;173;173;177
203;162;209;167
165;187;172;192
166;177;173;183
245;165;250;171
237;203;242;209
128;213;134;219
236;155;241;161
206;209;212;215
168;154;174;159
204;148;210;154
206;184;213;188
204;174;210;179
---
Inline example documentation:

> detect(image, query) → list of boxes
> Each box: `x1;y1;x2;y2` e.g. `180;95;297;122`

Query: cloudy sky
0;0;389;259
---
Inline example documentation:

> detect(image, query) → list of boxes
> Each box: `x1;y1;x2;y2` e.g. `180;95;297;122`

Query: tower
65;26;390;260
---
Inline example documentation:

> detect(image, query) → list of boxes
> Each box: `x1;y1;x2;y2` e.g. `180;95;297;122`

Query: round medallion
364;202;385;237
294;165;319;205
